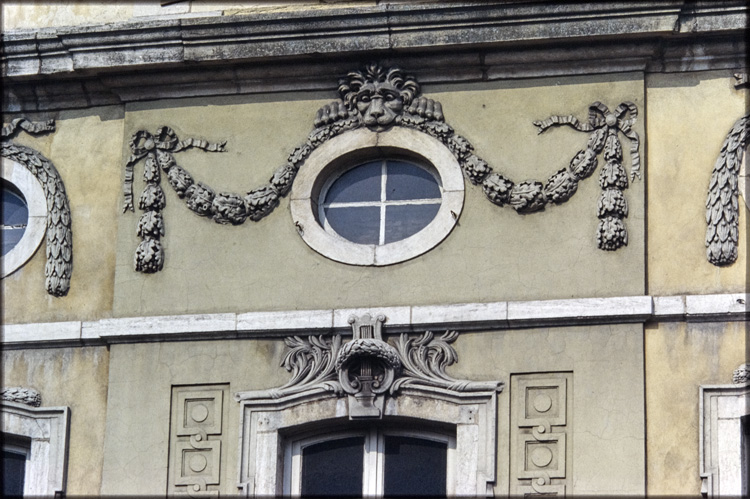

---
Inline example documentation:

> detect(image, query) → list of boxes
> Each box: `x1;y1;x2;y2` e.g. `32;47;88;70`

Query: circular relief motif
532;393;553;413
531;446;554;468
190;403;209;423
189;453;208;473
290;127;464;266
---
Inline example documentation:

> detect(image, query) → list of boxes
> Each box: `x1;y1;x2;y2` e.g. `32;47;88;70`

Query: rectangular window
287;427;454;497
743;415;749;498
3;438;31;498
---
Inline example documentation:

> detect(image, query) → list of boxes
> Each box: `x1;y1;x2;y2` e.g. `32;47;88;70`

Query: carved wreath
123;62;641;272
1;118;72;296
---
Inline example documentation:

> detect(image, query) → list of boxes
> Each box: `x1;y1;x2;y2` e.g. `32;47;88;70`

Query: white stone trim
82;313;237;340
1;401;70;497
685;293;749;320
2;157;48;278
1;320;81;344
237;386;497;497
699;383;750;497
2;293;747;347
506;296;653;326
290;127;464;266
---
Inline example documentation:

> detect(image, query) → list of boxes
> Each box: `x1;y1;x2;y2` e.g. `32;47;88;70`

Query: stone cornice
1;293;747;349
1;1;747;112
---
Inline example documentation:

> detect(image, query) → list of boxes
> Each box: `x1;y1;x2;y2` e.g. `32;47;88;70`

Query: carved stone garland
1;118;73;296
123;62;642;271
235;314;503;419
1;386;42;407
705;74;749;266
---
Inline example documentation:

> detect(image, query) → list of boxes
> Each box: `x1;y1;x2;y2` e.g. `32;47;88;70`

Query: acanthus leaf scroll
235;314;503;420
122;62;642;272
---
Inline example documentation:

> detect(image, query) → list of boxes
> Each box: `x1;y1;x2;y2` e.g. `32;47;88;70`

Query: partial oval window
1;157;48;278
320;159;442;245
2;181;29;256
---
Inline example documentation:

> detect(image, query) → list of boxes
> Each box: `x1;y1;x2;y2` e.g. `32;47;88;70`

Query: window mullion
379;160;387;246
363;427;381;498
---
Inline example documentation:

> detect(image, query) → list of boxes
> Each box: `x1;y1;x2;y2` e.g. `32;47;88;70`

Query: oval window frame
2;157;48;278
290;127;464;266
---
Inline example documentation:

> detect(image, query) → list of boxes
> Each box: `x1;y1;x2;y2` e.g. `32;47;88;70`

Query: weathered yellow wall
646;70;748;296
644;321;746;496
100;338;288;495
1;107;124;323
644;70;748;495
451;324;646;496
112;74;645;318
1;347;110;496
1;1;381;31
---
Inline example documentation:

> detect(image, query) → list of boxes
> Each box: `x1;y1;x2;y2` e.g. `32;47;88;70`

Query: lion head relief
338;62;420;130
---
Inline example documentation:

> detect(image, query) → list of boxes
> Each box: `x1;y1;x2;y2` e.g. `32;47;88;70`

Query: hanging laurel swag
705;114;748;266
123;63;642;273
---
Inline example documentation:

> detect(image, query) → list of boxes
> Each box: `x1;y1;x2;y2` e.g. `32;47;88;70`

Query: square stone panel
518;377;567;427
175;439;221;486
175;389;224;436
518;433;566;479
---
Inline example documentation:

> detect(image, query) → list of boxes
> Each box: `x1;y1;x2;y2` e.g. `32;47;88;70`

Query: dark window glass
2;183;28;256
2;450;26;497
384;204;440;244
325;161;382;204
322;160;441;245
385;161;441;201
383;436;447;498
743;415;749;497
325;206;381;245
301;436;365;497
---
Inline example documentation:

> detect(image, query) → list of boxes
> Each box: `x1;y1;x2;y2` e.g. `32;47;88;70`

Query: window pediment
234;314;503;496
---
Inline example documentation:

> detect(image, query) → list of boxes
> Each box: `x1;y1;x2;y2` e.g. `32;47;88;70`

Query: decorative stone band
1;118;73;296
2;293;747;347
2;2;746;113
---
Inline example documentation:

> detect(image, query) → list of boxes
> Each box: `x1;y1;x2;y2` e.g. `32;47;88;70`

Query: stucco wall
112;74;645;318
644;320;746;496
1;346;110;496
1;1;385;31
100;338;289;495
2;107;123;323
646;70;748;296
100;324;644;495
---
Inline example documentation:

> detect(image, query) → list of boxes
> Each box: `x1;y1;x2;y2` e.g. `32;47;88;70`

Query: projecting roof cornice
2;1;747;112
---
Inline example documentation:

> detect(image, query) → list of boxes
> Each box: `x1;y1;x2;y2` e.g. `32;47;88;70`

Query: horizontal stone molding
2;1;746;112
2;293;747;348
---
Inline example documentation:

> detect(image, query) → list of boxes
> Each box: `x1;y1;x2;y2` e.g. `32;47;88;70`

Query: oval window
290;127;464;266
319;159;442;245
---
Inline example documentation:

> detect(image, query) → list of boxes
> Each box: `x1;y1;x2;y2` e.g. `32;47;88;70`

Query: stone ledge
2;1;746;112
2;293;747;348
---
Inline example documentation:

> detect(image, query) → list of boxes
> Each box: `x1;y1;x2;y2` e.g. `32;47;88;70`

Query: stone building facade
1;1;747;496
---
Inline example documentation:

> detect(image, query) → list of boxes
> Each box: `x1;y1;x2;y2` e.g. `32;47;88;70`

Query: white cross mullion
324;198;441;209
379;159;387;245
